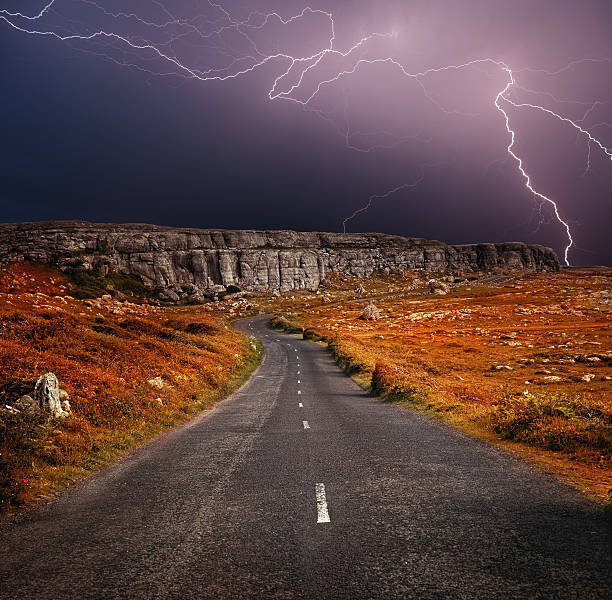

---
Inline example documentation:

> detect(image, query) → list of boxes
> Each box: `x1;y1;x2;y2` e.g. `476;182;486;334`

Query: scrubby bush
270;316;303;334
65;266;147;299
303;328;323;341
368;361;428;403
490;394;611;459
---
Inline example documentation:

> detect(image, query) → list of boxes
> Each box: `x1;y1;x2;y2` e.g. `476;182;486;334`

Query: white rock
34;372;64;418
428;279;449;295
147;376;166;390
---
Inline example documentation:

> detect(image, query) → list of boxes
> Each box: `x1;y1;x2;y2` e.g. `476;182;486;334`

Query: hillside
0;262;261;513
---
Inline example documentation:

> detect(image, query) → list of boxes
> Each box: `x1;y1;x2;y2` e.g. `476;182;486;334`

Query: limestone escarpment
0;221;560;300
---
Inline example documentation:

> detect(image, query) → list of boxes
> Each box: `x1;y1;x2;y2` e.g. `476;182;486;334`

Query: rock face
0;221;560;299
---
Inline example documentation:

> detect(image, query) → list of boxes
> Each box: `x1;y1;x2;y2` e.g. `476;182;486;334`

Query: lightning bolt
2;1;611;266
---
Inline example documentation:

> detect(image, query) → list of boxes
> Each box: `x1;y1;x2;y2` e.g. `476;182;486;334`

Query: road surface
0;316;610;599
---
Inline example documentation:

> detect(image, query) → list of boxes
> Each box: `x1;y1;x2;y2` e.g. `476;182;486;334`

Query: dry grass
258;268;611;503
2;261;610;512
0;262;261;514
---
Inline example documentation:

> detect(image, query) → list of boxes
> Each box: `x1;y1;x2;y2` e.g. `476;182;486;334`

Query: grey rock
14;395;38;413
158;288;180;302
0;221;561;301
34;372;64;419
428;279;450;295
361;303;381;320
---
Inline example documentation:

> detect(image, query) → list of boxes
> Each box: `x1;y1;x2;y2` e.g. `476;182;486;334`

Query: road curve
0;316;610;599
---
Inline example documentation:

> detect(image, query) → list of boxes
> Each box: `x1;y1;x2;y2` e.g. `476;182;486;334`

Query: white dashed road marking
297;390;301;395
303;420;310;429
298;402;303;408
315;483;330;523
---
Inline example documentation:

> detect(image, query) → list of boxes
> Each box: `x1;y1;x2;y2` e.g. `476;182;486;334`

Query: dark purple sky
1;1;611;265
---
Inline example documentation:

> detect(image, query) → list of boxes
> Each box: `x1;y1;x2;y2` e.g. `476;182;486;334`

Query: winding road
0;316;610;599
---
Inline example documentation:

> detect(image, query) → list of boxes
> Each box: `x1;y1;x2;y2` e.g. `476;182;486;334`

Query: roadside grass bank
267;269;611;508
0;262;262;516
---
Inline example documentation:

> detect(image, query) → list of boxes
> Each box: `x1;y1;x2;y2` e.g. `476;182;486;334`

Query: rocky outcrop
0;221;560;299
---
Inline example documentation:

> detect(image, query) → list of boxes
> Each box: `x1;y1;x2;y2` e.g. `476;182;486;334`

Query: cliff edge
0;221;560;301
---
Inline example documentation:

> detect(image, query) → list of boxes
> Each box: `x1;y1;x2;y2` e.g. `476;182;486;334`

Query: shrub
490;394;611;458
65;266;147;299
303;328;323;341
185;322;216;335
270;316;303;334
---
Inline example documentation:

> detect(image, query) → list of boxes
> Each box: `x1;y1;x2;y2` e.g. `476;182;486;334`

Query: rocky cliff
0;222;560;301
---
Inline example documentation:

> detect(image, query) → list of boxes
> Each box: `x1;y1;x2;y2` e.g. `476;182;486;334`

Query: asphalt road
0;316;610;599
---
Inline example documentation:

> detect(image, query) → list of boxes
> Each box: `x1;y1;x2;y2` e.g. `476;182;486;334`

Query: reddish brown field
254;269;611;503
1;262;610;512
0;263;259;513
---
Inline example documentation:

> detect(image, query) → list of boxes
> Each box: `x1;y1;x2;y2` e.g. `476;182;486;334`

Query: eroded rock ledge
0;221;560;300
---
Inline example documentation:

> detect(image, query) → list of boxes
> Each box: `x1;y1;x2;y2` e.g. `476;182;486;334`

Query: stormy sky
1;0;611;265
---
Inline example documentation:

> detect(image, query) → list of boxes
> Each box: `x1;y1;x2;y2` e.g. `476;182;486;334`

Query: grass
2;261;610;514
254;269;612;505
65;264;149;299
0;262;262;515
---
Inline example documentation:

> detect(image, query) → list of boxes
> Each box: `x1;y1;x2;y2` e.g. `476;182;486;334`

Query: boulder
14;394;38;413
360;303;381;320
428;279;450;295
158;289;180;302
34;373;64;418
147;376;166;390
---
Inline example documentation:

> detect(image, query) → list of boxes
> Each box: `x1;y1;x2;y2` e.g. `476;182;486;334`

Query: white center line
297;370;300;374
297;390;301;395
297;379;301;384
298;402;303;407
315;483;330;523
303;420;310;429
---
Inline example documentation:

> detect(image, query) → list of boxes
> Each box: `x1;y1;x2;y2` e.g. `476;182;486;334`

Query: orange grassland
257;269;611;504
0;263;260;514
1;262;610;513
